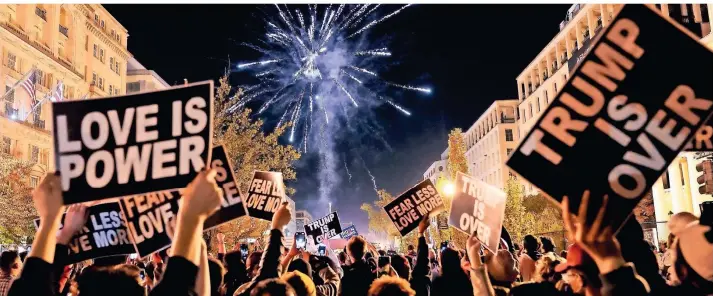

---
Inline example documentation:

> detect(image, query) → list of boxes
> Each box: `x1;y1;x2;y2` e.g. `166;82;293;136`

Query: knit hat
677;221;713;281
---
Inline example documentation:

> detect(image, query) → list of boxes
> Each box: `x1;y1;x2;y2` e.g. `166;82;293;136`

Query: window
92;72;97;85
2;137;10;154
94;14;99;23
114;88;119;95
4;85;13;103
528;103;533;118
507;148;513;156
679;163;686;185
35;6;47;21
536;97;541;112
7;52;17;70
30;145;39;163
111;29;115;37
35;68;45;87
93;44;98;58
663;171;670;189
30;176;39;188
544;90;549;104
98;77;104;90
85;36;89;51
109;85;113;94
127;82;141;93
110;57;114;70
100;20;105;28
99;49;104;62
505;129;513;142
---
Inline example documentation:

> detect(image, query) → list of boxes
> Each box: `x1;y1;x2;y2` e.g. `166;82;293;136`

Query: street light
443;181;456;197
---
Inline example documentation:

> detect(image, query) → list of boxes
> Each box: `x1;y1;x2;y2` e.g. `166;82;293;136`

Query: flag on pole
49;81;64;102
16;68;37;120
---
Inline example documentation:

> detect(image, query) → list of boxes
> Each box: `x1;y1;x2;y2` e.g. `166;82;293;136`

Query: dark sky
105;4;570;235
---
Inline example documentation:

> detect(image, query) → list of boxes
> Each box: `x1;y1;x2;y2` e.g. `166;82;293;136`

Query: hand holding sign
34;173;64;221
562;192;625;274
57;204;89;245
181;169;223;220
272;202;292;231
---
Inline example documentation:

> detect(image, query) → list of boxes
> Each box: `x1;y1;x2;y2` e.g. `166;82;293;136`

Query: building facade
295;210;313;233
126;57;169;94
462;100;521;190
0;4;130;185
423;160;447;185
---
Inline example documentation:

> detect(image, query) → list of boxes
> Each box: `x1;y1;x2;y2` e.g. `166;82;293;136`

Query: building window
2;137;10;154
85;36;89;51
115;61;120;74
35;68;45;87
98;77;104;90
100;20;105;28
110;57;114;70
92;72;97;85
93;44;98;58
679;163;686;185
528;103;533;118
94;14;99;23
662;171;671;189
536;98;541;112
111;29;115;37
507;148;513;156
7;52;17;70
35;6;47;21
30;176;39;188
505;129;513;142
30;145;39;163
127;82;141;93
99;49;104;62
544;90;549;104
109;85;113;94
114;88;119;95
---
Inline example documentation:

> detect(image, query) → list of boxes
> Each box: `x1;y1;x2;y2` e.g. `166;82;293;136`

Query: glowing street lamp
442;182;456;197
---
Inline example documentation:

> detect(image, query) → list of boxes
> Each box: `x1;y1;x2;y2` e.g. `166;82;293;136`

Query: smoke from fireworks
233;4;428;209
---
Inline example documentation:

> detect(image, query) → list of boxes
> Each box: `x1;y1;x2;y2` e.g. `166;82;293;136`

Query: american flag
49;81;64;102
20;69;37;102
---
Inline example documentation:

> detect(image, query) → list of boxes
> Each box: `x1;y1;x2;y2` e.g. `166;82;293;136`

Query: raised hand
180;169;222;220
33;173;64;221
466;231;483;268
216;233;226;243
418;215;430;235
271;201;292;230
562;191;625;273
58;204;89;245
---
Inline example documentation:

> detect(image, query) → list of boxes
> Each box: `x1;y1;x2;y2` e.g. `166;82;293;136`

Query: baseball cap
555;244;594;273
677;221;713;281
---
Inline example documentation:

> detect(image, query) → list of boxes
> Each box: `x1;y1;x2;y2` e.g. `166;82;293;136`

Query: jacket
409;236;431;296
339;259;376;296
234;229;284;296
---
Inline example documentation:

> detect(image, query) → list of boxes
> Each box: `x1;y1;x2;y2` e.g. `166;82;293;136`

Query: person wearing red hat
554;244;601;296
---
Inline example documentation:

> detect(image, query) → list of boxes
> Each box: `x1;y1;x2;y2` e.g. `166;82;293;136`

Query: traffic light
696;160;713;195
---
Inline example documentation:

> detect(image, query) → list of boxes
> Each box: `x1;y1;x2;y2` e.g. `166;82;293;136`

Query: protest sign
506;4;713;230
119;191;181;257
204;145;249;230
384;179;445;236
305;212;343;245
686;121;713;151
437;215;449;230
245;171;285;221
340;225;359;240
448;172;507;251
52;82;214;204
34;202;135;264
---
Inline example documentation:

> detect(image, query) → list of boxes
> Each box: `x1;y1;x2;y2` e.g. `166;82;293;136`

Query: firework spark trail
355;48;391;57
348;4;412;39
344;158;352;183
296;9;305;29
385;98;412;116
255;70;275;77
240;43;275;57
341;69;362;84
360;156;379;195
341;4;370;30
334;4;345;25
347;65;378;77
237;59;281;68
332;78;358;107
319;7;330;37
387;82;432;93
350;4;381;28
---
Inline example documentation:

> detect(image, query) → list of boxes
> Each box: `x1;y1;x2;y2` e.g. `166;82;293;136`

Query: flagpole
0;67;34;102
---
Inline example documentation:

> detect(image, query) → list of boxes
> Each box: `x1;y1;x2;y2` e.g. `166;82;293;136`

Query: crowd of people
0;173;712;296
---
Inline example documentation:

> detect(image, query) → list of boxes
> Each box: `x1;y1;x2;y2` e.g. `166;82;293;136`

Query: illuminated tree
0;154;35;244
208;74;302;251
447;128;468;181
503;179;536;246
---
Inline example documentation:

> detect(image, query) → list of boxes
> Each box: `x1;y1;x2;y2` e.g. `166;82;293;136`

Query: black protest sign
448;172;507;251
119;191;181;257
384;179;445;236
506;4;713;230
340;225;359;240
52;82;214;204
305;212;343;245
245;171;285;221
204;145;249;230
685;121;713;151
34;202;135;264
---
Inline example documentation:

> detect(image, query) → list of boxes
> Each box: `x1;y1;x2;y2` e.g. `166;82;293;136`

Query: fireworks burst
234;4;428;205
233;4;428;147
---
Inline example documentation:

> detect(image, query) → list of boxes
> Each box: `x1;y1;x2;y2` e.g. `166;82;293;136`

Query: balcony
3;64;22;80
0;22;84;79
59;24;69;37
32;119;45;130
35;7;47;21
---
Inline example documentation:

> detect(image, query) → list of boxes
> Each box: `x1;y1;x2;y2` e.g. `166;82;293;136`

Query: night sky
105;4;570;235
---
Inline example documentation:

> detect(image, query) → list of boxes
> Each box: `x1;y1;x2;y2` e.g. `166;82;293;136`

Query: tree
503;179;535;246
447;128;468;181
634;192;655;224
360;189;426;251
207;74;302;251
442;128;471;249
0;154;36;244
